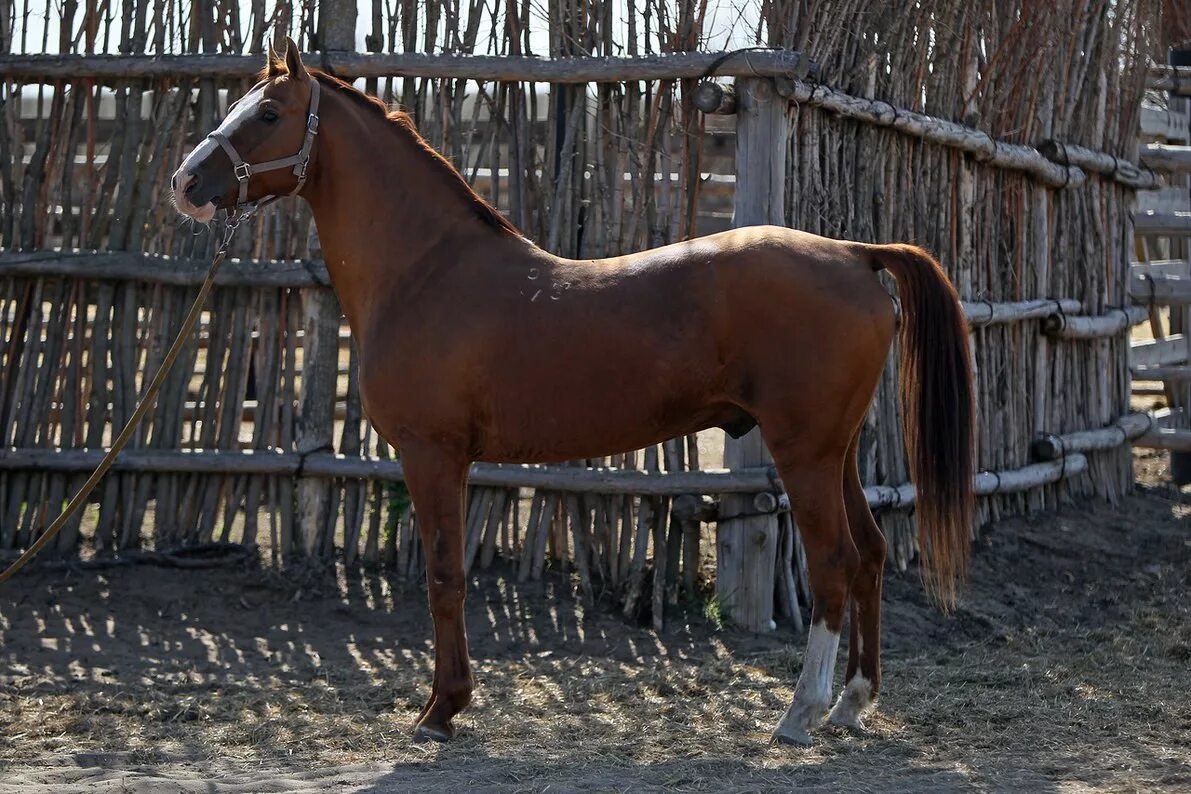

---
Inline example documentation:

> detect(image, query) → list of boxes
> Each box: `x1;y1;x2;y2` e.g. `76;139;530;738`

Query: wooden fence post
715;77;789;632
294;2;356;557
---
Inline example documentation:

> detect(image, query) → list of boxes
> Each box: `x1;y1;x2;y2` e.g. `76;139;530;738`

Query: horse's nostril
184;174;201;197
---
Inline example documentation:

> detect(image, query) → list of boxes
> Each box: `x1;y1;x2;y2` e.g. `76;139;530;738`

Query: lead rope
0;212;245;584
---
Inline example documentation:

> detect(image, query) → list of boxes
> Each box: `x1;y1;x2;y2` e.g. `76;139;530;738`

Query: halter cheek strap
208;78;321;207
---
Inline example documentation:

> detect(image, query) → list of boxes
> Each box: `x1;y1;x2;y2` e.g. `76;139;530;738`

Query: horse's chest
353;332;468;444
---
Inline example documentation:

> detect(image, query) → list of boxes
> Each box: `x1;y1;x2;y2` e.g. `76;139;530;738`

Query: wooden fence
0;1;1182;631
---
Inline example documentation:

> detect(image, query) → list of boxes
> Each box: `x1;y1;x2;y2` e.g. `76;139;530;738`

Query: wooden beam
1036;139;1159;189
717;76;788;634
1136;428;1191;452
1130;273;1191;306
1043;306;1146;339
0;448;777;494
1140;143;1191;173
1030;412;1155;460
961;298;1081;326
0;50;818;84
1132;365;1191;383
1131;259;1190;279
691;81;737;115
1134;212;1191;236
780;80;1086;189
1131;335;1188;367
0;447;1096;506
1148;65;1191;96
0;249;331;288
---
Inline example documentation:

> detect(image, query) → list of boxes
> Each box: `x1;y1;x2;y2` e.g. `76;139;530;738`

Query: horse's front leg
401;440;474;743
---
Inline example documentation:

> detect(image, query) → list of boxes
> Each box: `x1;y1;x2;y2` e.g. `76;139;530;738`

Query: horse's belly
475;390;742;464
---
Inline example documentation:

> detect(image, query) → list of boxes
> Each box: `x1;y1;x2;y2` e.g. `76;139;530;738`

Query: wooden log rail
15;402;1178;512
1;49;1146;191
1035;140;1158;190
1043;305;1147;339
0;253;1092;317
0;253;1146;340
1031;411;1158;460
1134;212;1191;236
0;444;1094;510
0;250;331;288
777;80;1108;189
1132;335;1188;368
0;49;818;84
1148;64;1191;96
1130;272;1191;306
1140;143;1191;174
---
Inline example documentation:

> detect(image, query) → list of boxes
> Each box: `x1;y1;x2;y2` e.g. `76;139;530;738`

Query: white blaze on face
171;81;269;222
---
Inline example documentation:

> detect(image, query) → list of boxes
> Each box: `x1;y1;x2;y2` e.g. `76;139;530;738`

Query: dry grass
0;455;1189;792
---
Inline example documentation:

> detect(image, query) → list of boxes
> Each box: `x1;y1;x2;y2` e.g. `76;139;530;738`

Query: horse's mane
260;60;522;238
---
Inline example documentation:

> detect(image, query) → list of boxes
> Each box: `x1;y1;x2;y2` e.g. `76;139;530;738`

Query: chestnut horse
172;40;974;747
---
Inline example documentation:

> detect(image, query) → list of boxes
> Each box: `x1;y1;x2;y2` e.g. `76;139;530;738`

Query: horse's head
172;37;318;222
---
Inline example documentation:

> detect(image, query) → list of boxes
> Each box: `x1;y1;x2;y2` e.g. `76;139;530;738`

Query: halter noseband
208;78;321;208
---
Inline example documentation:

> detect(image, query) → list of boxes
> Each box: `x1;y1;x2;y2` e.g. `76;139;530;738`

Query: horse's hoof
412;722;454;744
827;712;867;734
771;728;813;748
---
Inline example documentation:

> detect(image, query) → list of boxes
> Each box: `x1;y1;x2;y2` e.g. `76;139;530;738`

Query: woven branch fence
0;0;1180;630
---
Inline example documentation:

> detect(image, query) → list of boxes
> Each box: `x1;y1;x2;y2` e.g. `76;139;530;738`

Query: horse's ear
265;40;284;77
284;36;309;82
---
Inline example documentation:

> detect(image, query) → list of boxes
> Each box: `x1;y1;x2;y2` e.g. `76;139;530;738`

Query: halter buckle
234;162;251;182
306;114;320;134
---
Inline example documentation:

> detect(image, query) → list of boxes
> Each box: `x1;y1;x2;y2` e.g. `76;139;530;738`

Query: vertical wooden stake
291;0;356;558
715;77;788;633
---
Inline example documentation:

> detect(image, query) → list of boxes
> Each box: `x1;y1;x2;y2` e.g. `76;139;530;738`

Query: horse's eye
261;108;279;123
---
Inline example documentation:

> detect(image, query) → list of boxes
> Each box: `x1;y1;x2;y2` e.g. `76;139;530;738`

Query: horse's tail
869;243;975;610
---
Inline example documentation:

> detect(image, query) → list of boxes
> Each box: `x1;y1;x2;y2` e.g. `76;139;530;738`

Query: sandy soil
0;452;1188;792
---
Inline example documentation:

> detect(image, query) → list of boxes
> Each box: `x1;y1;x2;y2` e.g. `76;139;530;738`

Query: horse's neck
302;89;502;330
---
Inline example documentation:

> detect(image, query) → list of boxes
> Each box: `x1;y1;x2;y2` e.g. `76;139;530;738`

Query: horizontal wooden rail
0;251;1096;330
1134;212;1191;236
778;79;1084;189
1131;335;1188;367
1136;428;1191;452
1043;306;1146;339
1;48;1143;192
1148;64;1191;96
1031;411;1157;460
0;49;818;84
961;298;1082;326
1131;259;1189;278
1140;143;1191;173
0;444;1093;511
0;449;776;495
1130;273;1191;306
1132;365;1191;382
1036;139;1158;190
864;456;1087;510
0;250;331;288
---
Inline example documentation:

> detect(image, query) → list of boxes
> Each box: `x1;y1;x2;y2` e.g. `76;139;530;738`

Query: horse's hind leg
828;430;887;731
401;441;475;742
769;443;858;747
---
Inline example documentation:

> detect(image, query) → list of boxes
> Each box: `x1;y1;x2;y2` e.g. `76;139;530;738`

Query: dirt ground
1;453;1189;793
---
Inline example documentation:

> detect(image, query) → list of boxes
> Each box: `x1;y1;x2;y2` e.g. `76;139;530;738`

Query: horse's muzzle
171;168;217;223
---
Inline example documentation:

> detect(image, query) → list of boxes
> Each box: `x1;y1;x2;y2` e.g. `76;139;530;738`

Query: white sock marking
801;620;840;703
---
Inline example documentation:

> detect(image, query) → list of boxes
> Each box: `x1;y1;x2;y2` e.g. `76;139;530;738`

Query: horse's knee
427;570;467;613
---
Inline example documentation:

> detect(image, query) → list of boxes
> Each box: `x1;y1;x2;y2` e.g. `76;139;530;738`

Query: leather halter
208;78;321;207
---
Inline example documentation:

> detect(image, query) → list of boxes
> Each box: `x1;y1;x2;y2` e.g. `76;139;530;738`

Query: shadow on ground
1;457;1189;792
